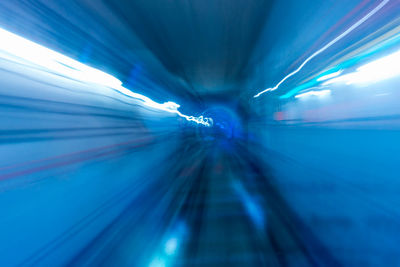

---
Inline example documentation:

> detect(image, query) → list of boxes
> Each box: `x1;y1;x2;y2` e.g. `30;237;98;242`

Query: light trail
253;0;390;98
0;27;212;127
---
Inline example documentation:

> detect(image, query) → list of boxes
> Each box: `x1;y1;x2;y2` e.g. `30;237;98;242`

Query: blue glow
164;238;178;255
2;1;400;266
0;27;212;127
232;180;265;230
149;258;166;267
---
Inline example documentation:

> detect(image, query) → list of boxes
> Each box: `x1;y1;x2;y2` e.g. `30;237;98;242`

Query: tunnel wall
249;74;400;265
0;56;183;266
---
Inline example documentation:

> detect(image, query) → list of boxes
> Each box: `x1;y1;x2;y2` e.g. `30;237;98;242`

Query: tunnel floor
62;138;340;266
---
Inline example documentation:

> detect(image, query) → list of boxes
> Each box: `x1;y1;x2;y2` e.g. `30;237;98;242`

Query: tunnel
0;0;399;266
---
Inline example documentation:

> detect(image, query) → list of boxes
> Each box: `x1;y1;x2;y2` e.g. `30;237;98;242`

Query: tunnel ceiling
0;0;268;105
104;0;272;98
0;0;389;109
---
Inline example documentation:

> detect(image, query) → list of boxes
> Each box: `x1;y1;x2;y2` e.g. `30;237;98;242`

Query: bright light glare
0;27;212;127
295;89;331;99
324;49;400;85
0;28;122;89
253;0;390;98
353;49;400;83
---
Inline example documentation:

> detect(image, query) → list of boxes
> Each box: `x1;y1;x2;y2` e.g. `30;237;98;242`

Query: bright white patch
324;49;400;86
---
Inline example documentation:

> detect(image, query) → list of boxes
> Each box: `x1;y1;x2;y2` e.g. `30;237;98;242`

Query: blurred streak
254;0;390;98
0;1;400;266
280;29;400;99
0;27;212;127
316;70;343;81
232;179;265;230
295;89;331;99
324;48;400;85
0;27;122;88
248;0;400;264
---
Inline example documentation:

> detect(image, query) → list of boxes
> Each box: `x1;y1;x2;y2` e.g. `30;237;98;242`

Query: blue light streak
232;180;265;230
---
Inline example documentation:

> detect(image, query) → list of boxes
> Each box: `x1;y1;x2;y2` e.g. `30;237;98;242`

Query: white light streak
0;28;122;89
0;27;212;127
254;0;390;98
